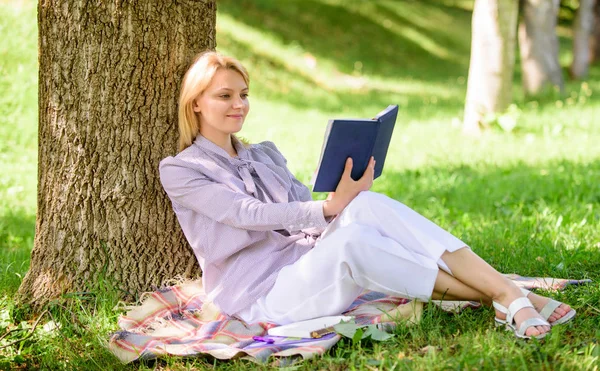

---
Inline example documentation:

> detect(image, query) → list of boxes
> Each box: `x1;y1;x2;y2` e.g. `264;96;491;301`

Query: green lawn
1;0;599;369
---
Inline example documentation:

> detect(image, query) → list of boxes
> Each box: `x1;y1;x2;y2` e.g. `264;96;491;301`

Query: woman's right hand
322;157;375;217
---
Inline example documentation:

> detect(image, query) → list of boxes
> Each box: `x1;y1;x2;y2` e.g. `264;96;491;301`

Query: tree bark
463;0;519;134
518;0;563;95
17;0;216;310
571;0;596;79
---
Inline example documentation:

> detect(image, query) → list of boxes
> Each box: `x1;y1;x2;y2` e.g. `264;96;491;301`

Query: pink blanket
108;274;589;365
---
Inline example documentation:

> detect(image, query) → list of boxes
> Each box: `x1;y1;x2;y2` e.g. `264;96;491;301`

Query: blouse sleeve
159;157;329;232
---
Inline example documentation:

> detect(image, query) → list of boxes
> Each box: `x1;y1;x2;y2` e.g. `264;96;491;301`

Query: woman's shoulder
159;144;210;174
250;141;287;163
252;140;278;152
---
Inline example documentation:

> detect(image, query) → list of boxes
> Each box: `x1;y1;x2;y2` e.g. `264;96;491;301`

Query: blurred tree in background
590;1;600;61
464;0;598;133
519;0;564;95
571;0;597;78
463;0;519;134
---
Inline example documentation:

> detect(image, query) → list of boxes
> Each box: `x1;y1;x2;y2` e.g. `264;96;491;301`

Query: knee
344;191;376;213
354;190;378;203
343;191;391;219
326;223;378;258
332;222;370;240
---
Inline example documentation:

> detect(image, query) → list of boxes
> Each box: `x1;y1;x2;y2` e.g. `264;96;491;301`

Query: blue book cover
311;105;399;192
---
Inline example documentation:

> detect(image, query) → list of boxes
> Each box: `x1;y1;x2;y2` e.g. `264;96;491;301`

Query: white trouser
236;191;468;325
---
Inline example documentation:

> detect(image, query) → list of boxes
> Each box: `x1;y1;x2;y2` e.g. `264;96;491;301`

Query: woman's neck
201;131;238;158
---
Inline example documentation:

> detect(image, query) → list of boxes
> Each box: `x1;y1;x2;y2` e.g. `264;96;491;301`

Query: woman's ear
192;97;201;113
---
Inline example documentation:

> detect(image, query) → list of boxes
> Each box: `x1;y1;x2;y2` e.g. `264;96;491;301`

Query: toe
529;293;573;324
526;325;550;337
525;325;545;337
525;327;541;337
547;304;572;323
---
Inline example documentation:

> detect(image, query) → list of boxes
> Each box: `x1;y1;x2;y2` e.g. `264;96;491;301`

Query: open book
267;315;352;338
310;105;399;192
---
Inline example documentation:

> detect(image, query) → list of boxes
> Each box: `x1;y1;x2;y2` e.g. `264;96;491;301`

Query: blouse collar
192;134;291;203
193;134;249;161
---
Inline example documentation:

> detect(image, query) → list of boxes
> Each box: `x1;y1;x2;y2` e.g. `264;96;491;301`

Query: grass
1;0;599;369
0;0;37;299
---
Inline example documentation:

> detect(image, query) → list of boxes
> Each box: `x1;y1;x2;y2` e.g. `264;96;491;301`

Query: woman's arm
160;159;329;232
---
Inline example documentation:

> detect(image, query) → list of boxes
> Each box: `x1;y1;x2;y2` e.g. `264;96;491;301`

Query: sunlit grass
0;1;37;299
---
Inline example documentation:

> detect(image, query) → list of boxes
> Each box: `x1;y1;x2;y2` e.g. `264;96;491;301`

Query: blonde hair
178;51;250;152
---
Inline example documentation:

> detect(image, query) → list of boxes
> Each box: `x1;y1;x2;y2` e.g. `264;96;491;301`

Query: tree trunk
590;0;600;63
571;0;597;79
518;0;563;95
17;0;216;310
463;0;519;134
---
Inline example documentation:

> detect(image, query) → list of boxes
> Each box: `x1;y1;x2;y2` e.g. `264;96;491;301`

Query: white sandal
496;288;576;327
492;296;550;339
493;289;531;325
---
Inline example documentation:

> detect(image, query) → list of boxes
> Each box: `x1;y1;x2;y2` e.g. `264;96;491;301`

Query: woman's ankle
493;285;523;306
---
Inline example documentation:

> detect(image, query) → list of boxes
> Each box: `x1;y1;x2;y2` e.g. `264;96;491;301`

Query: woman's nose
232;97;244;108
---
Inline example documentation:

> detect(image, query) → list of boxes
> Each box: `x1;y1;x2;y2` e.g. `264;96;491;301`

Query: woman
159;51;575;340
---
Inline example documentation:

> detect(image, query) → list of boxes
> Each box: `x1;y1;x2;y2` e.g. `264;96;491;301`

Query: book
310;105;399;192
266;315;352;338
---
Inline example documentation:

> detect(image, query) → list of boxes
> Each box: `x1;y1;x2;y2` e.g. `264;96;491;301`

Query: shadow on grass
219;32;467;116
373;159;600;279
218;0;469;78
216;0;475;116
373;0;473;60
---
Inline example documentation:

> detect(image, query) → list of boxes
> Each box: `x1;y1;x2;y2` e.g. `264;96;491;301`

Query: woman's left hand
322;157;375;217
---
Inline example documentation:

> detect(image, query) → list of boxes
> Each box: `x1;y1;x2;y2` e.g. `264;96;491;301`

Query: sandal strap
492;301;508;314
517;317;550;337
506;297;534;325
539;299;562;320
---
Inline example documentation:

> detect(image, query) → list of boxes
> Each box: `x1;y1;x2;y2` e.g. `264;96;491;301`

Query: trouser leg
251;223;440;324
322;191;468;273
238;192;471;324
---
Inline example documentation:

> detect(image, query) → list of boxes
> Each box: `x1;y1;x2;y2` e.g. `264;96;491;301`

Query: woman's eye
220;94;230;98
241;93;249;98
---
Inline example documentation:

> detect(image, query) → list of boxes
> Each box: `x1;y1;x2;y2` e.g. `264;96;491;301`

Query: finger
366;157;375;175
360;157;375;185
341;157;353;178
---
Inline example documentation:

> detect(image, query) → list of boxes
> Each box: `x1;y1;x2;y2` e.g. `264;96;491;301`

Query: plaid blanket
108;274;590;365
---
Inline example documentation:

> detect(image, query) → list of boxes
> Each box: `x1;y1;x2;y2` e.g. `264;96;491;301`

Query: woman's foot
522;290;575;325
493;288;550;338
494;290;574;325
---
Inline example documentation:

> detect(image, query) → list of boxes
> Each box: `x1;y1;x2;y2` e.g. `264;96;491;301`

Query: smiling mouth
227;114;243;118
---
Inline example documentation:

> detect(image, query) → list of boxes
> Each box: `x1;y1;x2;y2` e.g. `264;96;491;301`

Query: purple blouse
159;135;329;315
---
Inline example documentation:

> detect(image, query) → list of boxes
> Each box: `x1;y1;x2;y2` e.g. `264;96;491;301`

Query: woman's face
193;68;249;140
